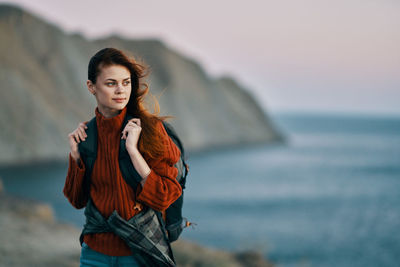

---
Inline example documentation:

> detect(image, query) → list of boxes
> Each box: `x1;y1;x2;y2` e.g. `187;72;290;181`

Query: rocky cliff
0;4;284;165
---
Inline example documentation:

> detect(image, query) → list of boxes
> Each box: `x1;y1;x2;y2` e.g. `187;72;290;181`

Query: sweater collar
95;106;127;135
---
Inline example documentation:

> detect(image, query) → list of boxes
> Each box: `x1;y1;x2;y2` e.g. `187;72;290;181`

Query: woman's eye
106;82;115;86
123;81;131;86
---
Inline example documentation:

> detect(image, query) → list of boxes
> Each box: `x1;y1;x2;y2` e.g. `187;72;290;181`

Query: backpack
78;112;191;243
160;120;192;242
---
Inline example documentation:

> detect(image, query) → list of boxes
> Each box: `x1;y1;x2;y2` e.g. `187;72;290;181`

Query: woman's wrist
70;151;80;163
126;146;139;155
127;147;152;181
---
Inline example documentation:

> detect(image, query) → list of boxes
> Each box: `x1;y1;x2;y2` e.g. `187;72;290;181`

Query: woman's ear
87;80;96;95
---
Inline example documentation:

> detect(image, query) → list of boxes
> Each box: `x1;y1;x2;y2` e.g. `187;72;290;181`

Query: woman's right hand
68;122;88;161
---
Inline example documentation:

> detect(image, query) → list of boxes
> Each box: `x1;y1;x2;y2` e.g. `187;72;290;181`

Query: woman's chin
109;102;127;110
98;103;128;115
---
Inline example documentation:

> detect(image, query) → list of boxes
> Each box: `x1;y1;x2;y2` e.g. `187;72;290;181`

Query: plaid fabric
80;198;175;267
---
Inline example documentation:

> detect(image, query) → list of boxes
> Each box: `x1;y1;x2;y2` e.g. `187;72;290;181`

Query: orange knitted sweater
63;106;182;256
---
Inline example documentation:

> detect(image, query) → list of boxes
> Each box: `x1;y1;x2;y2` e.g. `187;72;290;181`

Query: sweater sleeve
135;121;182;212
63;152;88;209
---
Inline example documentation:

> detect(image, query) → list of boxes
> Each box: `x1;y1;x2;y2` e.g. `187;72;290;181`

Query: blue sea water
1;112;399;267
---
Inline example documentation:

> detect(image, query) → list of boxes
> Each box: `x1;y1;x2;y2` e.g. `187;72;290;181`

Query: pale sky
3;0;400;116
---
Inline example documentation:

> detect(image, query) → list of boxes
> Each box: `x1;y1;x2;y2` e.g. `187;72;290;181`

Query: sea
1;112;399;267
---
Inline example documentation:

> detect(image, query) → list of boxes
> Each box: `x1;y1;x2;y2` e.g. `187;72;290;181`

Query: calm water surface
1;112;399;267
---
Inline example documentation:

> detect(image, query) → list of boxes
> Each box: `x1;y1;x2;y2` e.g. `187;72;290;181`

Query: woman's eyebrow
105;77;131;81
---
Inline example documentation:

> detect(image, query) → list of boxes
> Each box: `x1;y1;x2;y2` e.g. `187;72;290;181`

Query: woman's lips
113;98;126;103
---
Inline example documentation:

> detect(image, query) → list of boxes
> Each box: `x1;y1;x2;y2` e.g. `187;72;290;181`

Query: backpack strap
118;113;143;190
78;117;98;197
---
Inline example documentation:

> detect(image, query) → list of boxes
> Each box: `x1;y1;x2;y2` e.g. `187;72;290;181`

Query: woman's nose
115;83;124;93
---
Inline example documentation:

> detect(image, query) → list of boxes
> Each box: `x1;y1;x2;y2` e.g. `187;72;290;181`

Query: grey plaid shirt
79;198;175;267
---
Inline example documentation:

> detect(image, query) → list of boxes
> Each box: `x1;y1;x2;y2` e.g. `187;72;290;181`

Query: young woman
63;48;182;266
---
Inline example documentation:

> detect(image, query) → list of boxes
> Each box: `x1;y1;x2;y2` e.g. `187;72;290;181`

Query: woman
63;47;182;266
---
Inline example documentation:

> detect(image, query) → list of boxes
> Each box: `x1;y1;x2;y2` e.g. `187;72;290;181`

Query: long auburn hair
88;47;173;160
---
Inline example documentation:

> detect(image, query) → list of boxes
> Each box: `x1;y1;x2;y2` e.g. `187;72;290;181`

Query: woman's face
87;64;132;117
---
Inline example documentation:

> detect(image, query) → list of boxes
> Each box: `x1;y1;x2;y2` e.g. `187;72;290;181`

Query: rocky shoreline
0;179;274;267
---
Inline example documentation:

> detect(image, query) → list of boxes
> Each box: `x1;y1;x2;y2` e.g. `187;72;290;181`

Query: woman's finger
74;132;81;143
81;122;88;129
128;122;141;130
70;133;77;144
78;127;87;139
77;129;86;141
125;124;136;129
129;118;141;127
121;129;127;139
79;126;88;137
68;133;77;144
121;124;137;139
121;127;132;139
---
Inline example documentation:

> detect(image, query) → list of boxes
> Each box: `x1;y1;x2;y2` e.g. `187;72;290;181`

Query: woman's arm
63;152;88;209
63;122;88;209
127;121;182;212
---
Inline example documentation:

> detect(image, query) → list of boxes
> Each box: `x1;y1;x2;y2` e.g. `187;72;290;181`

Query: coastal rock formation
0;179;81;267
0;4;284;165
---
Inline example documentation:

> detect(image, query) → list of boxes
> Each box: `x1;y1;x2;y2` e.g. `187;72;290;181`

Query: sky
3;0;400;116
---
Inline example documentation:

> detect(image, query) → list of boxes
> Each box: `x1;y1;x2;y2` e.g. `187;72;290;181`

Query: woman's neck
97;106;122;118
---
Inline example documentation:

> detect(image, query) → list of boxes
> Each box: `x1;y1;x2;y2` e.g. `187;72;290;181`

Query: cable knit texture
63;106;182;256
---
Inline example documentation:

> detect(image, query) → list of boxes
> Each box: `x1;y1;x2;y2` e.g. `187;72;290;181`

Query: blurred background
0;0;399;266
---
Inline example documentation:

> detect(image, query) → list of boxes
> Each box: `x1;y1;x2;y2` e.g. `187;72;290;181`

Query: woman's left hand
121;118;142;153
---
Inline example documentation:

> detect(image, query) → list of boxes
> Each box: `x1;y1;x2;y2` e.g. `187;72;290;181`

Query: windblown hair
88;47;173;160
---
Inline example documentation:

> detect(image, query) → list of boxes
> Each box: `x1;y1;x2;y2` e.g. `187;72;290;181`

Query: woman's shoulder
155;119;181;161
154;118;168;136
154;118;163;128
